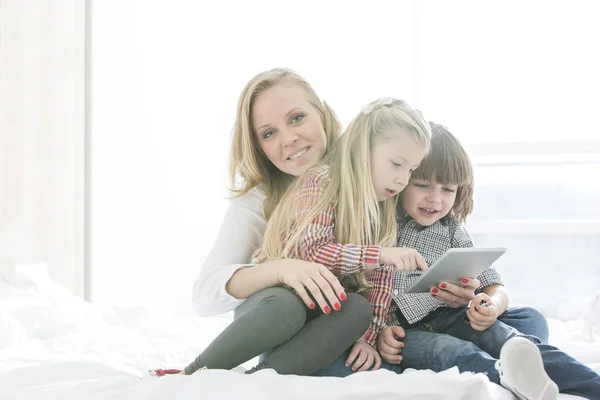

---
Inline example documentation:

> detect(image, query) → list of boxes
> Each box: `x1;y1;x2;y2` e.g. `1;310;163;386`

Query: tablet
405;247;506;294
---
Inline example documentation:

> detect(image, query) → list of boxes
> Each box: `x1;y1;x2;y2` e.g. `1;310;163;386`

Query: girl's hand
466;293;499;331
380;248;428;272
431;277;480;308
345;340;382;372
276;259;346;314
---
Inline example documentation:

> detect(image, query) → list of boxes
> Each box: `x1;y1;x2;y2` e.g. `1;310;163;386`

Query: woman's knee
260;286;307;326
341;293;373;330
235;286;307;323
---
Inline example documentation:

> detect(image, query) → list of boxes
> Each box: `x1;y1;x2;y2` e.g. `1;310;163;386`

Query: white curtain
0;0;86;297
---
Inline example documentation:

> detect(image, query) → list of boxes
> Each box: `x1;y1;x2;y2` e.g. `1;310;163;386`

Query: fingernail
431;294;437;297
334;302;341;311
431;288;439;293
461;278;469;284
440;283;447;289
309;303;315;309
340;292;347;301
324;306;331;314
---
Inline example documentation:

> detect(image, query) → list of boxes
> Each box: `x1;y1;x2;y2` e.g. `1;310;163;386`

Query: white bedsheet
0;263;598;400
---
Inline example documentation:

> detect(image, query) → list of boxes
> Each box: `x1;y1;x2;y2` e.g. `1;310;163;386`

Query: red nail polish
334;302;341;311
431;294;437;297
340;292;347;301
324;306;331;314
431;288;439;293
461;278;469;284
440;283;447;289
309;303;315;309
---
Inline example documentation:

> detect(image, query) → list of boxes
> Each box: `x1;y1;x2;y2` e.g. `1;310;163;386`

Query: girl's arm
297;168;382;274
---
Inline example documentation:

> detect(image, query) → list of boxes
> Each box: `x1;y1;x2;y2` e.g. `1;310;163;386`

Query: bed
1;263;598;399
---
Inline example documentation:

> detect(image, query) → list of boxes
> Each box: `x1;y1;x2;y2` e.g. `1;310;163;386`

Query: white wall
0;0;86;297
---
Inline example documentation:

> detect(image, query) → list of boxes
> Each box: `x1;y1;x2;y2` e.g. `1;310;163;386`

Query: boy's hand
466;293;498;331
345;340;381;372
376;325;405;364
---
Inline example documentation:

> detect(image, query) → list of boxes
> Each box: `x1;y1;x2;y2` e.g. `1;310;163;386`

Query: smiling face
251;81;327;177
369;131;427;202
401;177;458;226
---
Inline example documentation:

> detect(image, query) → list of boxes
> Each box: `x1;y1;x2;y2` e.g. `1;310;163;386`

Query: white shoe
495;337;559;400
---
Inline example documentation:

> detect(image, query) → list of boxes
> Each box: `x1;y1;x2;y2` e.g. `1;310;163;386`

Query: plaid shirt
388;208;504;326
291;166;391;347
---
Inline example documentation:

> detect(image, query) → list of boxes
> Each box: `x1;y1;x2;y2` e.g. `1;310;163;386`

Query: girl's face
370;132;426;202
251;82;327;177
401;178;458;226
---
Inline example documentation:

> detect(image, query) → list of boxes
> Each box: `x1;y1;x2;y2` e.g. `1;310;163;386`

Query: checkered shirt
291;165;388;347
388;208;503;327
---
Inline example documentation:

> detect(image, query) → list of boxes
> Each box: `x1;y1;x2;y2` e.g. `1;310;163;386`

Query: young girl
385;123;600;399
258;97;431;367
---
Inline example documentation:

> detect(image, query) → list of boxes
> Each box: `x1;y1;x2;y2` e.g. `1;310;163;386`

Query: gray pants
184;286;372;375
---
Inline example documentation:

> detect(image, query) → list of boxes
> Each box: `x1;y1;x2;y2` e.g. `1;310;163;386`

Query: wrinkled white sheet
0;263;597;400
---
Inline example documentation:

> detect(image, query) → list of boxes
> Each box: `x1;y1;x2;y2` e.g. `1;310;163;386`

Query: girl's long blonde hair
262;98;431;288
229;68;342;219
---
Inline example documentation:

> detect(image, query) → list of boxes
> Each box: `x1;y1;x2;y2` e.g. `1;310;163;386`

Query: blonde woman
160;68;373;377
255;97;431;371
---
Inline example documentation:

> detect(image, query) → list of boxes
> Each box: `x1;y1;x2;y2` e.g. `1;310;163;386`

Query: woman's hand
380;248;428;272
345;340;382;372
277;259;347;314
431;277;480;308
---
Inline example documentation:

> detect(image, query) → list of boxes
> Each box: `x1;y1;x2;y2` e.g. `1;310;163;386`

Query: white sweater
192;185;267;317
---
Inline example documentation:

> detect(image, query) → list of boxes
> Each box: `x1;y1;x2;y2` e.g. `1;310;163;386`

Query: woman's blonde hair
408;122;474;223
262;98;431;289
229;68;342;219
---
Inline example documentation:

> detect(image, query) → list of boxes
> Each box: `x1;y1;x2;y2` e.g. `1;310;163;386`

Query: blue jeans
313;305;546;377
314;306;600;398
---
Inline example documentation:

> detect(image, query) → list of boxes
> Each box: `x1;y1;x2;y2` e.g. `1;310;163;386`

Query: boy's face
401;177;458;226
